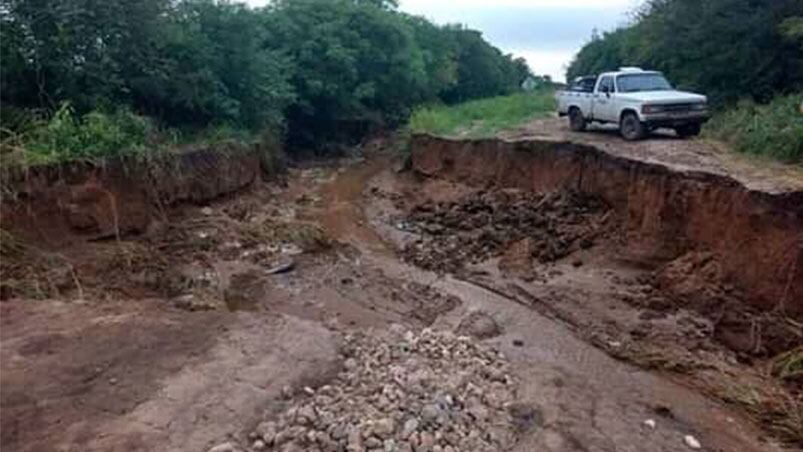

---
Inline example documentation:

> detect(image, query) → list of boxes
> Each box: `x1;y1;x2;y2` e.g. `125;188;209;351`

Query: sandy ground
1;140;799;451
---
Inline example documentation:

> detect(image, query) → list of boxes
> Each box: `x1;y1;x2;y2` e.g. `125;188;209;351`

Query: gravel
248;327;527;451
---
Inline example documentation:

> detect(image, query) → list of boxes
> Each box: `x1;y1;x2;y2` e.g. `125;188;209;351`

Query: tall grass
409;90;556;138
705;94;803;163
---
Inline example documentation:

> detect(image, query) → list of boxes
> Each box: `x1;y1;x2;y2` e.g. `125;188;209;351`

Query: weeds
409;91;555;138
772;346;803;382
705;94;803;163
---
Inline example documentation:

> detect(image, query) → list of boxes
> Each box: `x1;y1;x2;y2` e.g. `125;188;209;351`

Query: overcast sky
245;0;641;82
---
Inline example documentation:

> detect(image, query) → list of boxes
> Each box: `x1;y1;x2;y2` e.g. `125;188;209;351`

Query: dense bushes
705;95;803;163
567;0;803;105
1;104;153;166
0;0;528;159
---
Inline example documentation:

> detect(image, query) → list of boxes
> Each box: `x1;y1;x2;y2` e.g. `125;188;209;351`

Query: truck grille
660;103;694;112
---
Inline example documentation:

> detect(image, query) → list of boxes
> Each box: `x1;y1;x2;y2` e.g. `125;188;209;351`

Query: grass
0;102;261;169
704;94;803;163
409;90;556;138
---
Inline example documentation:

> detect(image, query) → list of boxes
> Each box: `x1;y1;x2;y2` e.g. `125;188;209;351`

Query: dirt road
502;117;803;194
1;138;800;451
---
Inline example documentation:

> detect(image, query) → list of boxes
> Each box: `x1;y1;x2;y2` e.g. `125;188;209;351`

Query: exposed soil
400;190;611;274
1;132;801;452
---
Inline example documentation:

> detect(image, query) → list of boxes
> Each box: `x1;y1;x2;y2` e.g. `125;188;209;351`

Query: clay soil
1;138;801;451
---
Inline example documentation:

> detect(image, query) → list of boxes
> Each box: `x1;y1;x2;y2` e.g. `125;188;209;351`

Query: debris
265;260;296;275
643;419;656;429
683;434;702;449
201;207;214;216
401;190;610;273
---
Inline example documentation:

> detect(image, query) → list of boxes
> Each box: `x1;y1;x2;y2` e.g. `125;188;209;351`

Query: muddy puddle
1;142;801;452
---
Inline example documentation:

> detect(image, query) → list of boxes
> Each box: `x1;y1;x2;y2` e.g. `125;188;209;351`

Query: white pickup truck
556;68;710;140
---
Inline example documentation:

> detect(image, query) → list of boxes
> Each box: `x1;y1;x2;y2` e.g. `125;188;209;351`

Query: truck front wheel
620;112;645;141
569;108;587;132
675;123;701;138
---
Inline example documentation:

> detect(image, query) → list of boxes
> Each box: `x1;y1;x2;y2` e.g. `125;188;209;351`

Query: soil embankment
1;143;266;248
410;134;803;318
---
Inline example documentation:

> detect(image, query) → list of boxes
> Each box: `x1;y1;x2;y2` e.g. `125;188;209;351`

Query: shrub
705;94;803;163
13;103;153;165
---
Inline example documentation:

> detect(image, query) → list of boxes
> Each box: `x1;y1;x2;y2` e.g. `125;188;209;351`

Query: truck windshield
617;73;673;93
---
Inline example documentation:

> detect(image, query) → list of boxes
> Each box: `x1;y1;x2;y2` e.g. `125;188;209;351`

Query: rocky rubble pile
401;189;610;273
248;328;529;451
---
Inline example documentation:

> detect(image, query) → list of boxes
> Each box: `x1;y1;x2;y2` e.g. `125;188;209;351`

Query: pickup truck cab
556;68;710;140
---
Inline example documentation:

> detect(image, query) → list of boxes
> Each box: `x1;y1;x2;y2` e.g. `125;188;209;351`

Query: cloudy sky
246;0;641;82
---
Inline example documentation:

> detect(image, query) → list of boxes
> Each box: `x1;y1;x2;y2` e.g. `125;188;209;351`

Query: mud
400;190;610;274
1;134;801;452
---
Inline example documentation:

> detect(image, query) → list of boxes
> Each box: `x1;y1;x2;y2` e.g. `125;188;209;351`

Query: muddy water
321;157;784;452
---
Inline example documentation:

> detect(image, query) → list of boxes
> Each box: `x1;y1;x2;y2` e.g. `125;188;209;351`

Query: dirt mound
400;189;611;273
246;328;529;452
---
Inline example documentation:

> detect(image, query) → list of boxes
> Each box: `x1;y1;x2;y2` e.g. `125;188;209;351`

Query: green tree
566;0;803;104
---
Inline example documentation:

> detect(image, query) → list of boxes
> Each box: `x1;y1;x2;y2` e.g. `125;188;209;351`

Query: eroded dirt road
501;117;803;194
1;147;799;452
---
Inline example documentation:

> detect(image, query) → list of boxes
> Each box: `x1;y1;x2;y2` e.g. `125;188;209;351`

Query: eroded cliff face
411;135;803;317
1;144;265;248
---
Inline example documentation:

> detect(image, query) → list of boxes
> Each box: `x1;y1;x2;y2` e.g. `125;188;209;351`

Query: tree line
1;0;531;153
566;0;803;105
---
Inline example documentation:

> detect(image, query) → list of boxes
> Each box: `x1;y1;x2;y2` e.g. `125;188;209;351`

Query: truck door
594;76;616;122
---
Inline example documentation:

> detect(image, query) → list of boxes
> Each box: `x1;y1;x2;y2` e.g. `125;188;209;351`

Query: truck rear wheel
675;123;701;138
569;108;587;132
620;112;645;141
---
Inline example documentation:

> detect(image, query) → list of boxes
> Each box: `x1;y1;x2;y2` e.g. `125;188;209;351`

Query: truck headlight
691;102;708;111
642;104;665;114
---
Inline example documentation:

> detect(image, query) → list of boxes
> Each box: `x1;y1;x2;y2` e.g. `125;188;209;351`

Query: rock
683;434;702;449
643;419;656;429
374;418;396;439
347;426;363;452
420;404;441;425
401;418;420;438
252;439;266;450
201;207;214;216
455;311;501;339
419;431;435;452
365;436;382;448
297;404;317;425
207;442;238;452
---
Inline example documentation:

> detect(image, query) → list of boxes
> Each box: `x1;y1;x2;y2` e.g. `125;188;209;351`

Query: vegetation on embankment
0;103;264;168
1;0;533;163
409;91;555;138
704;95;803;163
